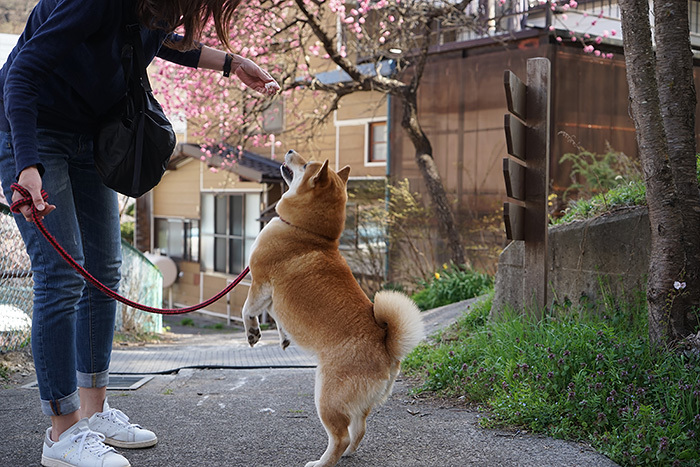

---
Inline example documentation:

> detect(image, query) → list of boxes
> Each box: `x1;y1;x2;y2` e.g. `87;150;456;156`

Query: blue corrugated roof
313;59;397;85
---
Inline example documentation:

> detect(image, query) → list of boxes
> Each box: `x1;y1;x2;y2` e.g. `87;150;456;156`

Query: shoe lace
71;430;115;457
102;407;141;429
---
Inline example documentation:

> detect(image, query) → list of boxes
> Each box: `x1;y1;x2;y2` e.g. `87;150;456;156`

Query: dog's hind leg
306;370;351;467
241;283;272;347
344;408;370;457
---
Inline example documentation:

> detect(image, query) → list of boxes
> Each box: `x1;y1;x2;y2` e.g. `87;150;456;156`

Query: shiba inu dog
242;150;425;467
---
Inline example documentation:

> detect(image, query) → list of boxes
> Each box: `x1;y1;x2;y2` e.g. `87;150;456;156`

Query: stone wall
492;207;650;314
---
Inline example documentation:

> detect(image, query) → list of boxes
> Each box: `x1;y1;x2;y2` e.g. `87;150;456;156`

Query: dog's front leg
277;325;291;350
241;283;272;347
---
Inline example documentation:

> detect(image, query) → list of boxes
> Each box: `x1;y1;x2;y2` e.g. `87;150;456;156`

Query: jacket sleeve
4;0;113;179
156;33;202;69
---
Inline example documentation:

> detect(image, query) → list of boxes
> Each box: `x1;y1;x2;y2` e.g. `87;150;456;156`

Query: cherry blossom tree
152;0;514;266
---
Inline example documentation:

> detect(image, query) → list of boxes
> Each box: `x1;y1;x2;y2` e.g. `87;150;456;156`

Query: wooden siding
390;38;643;217
153;160;200;219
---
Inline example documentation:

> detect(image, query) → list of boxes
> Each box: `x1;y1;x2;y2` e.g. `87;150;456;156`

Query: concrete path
0;298;619;466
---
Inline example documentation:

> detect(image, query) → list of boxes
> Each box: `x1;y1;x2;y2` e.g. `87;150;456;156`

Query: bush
552;151;700;226
403;288;700;466
410;263;493;311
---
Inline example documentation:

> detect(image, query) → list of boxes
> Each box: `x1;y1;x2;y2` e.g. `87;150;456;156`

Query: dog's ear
310;160;330;187
337;166;350;184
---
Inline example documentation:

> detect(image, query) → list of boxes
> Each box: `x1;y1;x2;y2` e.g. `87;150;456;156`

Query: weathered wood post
502;57;551;315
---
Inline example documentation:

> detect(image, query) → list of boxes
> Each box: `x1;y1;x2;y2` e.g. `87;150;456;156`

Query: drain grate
23;374;154;391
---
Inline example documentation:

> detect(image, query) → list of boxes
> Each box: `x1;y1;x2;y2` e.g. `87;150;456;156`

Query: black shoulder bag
94;7;176;198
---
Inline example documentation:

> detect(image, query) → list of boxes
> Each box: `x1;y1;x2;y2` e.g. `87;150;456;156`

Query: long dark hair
137;0;242;51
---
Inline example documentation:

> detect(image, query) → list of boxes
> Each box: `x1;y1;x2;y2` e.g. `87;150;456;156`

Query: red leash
10;183;249;315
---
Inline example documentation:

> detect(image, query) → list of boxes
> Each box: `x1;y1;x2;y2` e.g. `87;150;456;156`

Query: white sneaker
88;398;157;449
41;418;130;467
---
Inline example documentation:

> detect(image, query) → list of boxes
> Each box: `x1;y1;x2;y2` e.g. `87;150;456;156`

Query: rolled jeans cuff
77;369;110;389
41;389;80;416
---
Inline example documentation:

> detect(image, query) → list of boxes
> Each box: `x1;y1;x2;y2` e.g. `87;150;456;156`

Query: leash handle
10;183;249;315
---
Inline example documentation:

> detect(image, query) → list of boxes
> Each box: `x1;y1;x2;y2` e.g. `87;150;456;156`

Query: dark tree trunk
619;0;700;344
400;91;466;266
653;0;700;340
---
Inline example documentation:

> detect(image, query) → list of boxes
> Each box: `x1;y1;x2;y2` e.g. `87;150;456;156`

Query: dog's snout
285;150;296;157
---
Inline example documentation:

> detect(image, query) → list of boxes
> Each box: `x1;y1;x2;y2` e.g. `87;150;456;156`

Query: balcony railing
435;0;700;49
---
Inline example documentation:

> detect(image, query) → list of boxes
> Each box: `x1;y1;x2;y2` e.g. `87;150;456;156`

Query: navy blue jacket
0;0;202;179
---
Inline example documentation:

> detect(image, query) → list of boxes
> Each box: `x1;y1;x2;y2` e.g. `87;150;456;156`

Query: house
135;1;700;323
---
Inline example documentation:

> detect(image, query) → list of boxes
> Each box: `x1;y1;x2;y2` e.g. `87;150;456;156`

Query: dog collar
277;216;336;242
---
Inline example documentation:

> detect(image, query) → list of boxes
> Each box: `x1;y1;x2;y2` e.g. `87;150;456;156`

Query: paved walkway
111;334;316;374
110;296;473;375
1;298;620;466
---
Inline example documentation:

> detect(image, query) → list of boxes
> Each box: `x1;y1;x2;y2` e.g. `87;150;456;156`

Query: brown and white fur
242;150;424;467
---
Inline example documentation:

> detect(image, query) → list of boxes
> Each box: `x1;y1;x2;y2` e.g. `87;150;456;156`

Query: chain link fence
0;203;33;352
1;202;162;352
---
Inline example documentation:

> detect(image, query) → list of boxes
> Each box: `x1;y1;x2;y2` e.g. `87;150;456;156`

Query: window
368;121;387;164
154;218;199;262
340;180;387;251
200;193;261;274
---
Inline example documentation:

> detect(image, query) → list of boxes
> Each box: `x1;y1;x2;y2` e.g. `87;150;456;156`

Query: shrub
410;263;493;311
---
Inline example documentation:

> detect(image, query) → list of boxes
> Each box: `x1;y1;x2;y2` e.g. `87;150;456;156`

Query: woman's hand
12;166;56;222
230;54;280;96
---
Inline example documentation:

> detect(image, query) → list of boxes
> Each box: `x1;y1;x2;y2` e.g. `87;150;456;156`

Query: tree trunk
618;0;698;344
653;0;700;339
399;91;465;266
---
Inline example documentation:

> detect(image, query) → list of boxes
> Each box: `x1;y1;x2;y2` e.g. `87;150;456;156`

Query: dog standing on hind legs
242;150;425;467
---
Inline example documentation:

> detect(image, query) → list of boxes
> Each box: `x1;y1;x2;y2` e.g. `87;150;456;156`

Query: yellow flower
434;272;440;280
442;263;448;270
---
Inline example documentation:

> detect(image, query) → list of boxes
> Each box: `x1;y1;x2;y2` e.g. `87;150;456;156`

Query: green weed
410;263;493;311
403;288;700;466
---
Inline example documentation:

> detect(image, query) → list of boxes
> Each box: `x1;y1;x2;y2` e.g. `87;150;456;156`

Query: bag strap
121;0;149;195
121;0;152;93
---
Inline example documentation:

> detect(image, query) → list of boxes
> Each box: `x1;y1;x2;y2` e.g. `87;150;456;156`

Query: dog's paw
304;462;321;467
281;338;290;350
247;327;262;347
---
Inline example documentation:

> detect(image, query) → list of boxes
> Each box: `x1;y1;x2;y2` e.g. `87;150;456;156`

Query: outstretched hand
230;54;280;96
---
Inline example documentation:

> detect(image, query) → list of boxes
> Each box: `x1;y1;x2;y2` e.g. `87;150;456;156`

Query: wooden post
503;58;551;315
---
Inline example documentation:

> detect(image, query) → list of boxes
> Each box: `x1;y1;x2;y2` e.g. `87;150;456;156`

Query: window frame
200;192;261;275
366;121;388;165
153;217;200;263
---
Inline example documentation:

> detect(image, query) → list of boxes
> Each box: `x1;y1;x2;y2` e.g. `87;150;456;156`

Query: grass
112;331;164;344
553;180;647;225
403;288;700;466
410;263;493;311
552;152;700;226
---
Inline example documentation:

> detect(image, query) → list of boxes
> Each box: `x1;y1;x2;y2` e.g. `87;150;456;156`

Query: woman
0;0;279;466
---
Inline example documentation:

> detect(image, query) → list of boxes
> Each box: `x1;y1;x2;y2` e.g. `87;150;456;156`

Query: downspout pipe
384;94;391;283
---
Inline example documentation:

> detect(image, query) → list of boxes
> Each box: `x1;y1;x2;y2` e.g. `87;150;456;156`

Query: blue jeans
0;129;121;417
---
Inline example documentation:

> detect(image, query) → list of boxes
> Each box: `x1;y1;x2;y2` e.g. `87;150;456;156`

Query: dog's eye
302;163;308;170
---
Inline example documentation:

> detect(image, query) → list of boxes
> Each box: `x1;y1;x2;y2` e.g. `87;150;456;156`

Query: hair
137;0;242;51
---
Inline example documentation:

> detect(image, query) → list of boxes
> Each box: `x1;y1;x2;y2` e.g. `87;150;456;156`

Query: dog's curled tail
373;291;425;361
